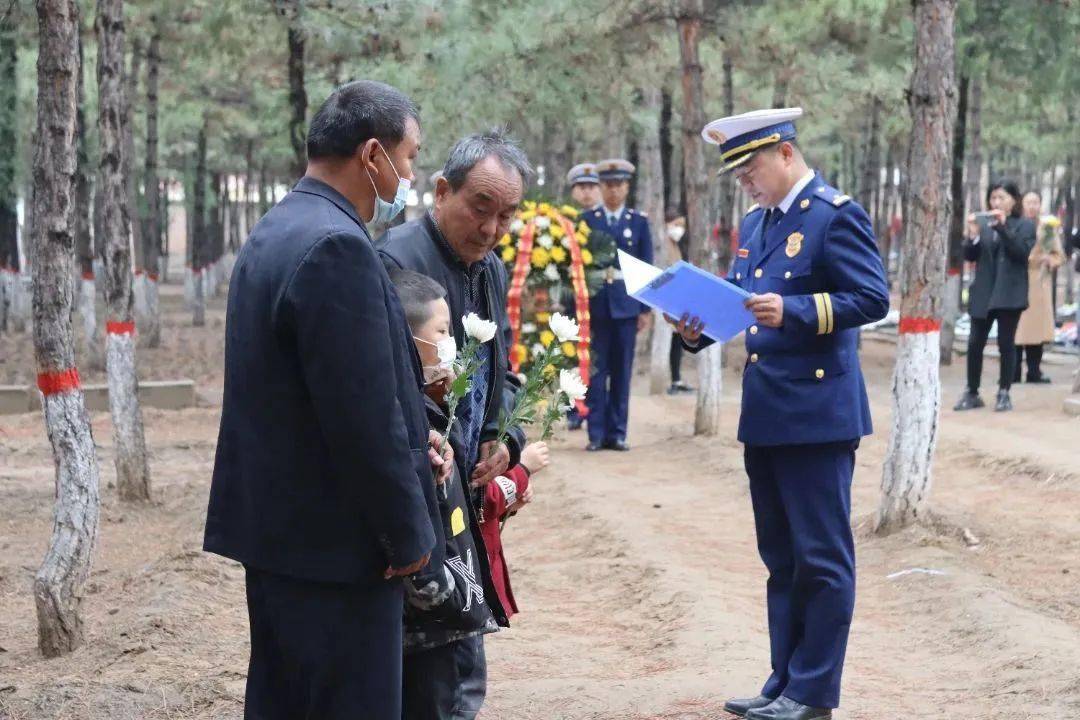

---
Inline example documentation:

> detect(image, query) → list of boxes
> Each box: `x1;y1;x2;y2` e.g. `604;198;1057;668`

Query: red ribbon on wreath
505;211;591;417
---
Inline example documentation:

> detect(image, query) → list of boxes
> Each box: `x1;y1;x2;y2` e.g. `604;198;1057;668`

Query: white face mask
366;143;411;225
414;335;457;373
667;225;685;241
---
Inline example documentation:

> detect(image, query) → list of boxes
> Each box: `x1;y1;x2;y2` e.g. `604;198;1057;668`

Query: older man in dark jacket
204;80;446;720
378;129;531;483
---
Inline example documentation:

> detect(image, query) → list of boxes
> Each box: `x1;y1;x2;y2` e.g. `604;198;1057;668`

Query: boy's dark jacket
403;396;510;653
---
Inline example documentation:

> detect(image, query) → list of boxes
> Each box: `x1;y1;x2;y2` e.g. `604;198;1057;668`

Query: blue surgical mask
366;143;411;225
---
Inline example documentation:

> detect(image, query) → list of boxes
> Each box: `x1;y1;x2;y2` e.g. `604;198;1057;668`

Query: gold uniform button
754;268;763;278
815;368;825;379
784;271;792;279
749;325;759;335
750;353;759;363
800;198;811;209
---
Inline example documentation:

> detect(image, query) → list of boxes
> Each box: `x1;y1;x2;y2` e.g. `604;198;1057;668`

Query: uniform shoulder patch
812;185;850;210
832;194;851;207
745;203;761;215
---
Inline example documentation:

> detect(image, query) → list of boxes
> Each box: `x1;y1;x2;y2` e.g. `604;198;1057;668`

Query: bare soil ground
2;280;1079;720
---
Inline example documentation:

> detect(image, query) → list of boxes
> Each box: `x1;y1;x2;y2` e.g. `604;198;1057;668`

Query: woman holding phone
954;180;1036;412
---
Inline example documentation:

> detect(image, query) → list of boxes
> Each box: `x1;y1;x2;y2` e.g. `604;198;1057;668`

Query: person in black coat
203;80;449;720
955;180;1036;413
378;129;532;481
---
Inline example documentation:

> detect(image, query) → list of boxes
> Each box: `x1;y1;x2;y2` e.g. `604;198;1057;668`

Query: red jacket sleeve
485;466;530;520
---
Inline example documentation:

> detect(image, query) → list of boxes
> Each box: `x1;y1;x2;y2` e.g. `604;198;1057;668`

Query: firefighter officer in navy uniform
583;158;653;451
671;108;889;720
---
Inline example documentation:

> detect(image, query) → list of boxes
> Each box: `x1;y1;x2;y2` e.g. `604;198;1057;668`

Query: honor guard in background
583;159;653;451
563;162;602;430
673;109;889;720
566;162;601;212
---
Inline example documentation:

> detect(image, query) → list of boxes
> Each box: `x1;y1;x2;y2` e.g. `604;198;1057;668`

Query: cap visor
716;151;756;176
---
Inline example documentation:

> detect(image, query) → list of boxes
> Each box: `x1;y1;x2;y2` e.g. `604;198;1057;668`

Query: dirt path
2;285;1079;719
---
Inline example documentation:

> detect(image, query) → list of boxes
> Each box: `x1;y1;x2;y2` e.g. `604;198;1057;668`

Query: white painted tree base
877;331;940;533
694;341;724;436
34;389;101;657
192;272;206;327
648;309;672;394
106;332;151;502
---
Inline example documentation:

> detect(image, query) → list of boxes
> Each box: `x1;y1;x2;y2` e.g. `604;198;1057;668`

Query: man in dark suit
204;80;448;720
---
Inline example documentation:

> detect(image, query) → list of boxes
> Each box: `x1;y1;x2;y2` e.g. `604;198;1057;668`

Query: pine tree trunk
209;170;223;296
859;95;880;213
877;0;956;535
244;139;255;234
677;0;721;435
74;17;102;370
192;119;207;326
941;73;969;365
96;0;151;503
141;21;161;347
0;11;17;335
30;0;102;658
276;0;307;179
637;86;671;395
964;75;982;212
716;45;736;274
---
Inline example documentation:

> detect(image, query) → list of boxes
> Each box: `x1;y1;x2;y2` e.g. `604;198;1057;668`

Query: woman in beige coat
1014;191;1066;383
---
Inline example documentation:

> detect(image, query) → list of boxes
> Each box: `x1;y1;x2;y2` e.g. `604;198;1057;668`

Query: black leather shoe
586;441;604;452
723;695;775;717
567;417;584;430
746;696;832;720
953;389;985;411
1027;373;1052;384
605;439;630;452
994;389;1013;412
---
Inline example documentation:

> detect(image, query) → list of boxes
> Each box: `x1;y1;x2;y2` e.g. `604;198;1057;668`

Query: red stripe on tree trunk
81;270;94;280
947;267;961;276
37;368;82;395
106;320;136;335
898;316;942;334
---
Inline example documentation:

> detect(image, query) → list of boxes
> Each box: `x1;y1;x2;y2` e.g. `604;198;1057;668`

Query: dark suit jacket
377;213;526;468
204;177;441;585
964;216;1036;318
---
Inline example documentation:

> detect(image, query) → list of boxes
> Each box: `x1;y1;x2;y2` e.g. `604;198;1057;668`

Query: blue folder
632;260;755;343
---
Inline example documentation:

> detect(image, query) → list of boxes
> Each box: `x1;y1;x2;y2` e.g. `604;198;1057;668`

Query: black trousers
243;566;404;720
669;332;684;383
402;635;487;720
966;308;1022;392
1015;344;1045;380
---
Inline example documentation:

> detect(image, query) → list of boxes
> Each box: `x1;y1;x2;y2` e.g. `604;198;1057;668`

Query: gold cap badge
785;232;804;258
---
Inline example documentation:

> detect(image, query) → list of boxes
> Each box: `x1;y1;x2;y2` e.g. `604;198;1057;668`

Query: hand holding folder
618;250;756;343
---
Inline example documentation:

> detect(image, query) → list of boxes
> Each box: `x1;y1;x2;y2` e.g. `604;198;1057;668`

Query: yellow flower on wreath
581;248;594;266
560;205;579;218
561;341;577;358
540;329;555;348
501;245;516;263
536;311;551;324
549;246;567;264
519;209;536;222
576;220;591;237
523;200;537;211
531;247;550;268
543;363;557;378
499;233;512;247
511;343;528;365
538;202;553;215
549;223;565;240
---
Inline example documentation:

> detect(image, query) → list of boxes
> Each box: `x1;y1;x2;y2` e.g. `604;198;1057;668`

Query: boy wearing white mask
390;268;508;720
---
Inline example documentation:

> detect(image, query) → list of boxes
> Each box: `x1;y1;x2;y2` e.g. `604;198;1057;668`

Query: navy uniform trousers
745;440;857;709
586;304;638;445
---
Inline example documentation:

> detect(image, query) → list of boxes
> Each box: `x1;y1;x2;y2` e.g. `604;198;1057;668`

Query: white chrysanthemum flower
561;235;572;248
537;233;554;249
534;216;551;229
462;312;497;343
548;312;581;342
510;218;525;234
543;263;559;281
532;342;546;358
559;368;588;401
521;322;537;334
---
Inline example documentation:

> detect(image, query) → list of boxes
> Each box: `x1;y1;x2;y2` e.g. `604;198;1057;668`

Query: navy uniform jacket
688;175;889;446
584;207;653;320
204;177;441;585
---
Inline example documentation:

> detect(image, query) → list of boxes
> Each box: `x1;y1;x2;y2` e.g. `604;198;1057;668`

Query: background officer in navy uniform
583;159;653;451
672;109;889;720
563;162;601;430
